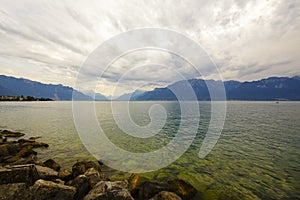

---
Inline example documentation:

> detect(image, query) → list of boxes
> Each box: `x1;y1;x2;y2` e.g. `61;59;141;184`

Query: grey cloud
0;0;299;96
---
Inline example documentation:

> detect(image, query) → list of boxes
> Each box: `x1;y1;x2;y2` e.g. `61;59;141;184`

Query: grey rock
0;164;38;186
36;165;58;180
70;174;90;200
30;179;76;200
84;180;134;200
84;167;105;187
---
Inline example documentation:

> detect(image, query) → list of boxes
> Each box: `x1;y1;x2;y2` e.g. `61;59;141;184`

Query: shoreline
0;129;199;200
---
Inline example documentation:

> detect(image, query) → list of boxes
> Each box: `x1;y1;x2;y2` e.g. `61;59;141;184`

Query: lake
0;101;299;199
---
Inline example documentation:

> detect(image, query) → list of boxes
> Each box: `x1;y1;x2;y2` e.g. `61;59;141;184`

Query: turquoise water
0;101;299;199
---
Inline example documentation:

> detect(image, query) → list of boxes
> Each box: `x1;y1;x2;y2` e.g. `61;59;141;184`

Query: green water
0;101;299;199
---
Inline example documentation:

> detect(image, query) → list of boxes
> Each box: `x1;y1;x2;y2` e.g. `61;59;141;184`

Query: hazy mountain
0;75;91;100
136;76;300;101
115;90;145;101
94;93;108;101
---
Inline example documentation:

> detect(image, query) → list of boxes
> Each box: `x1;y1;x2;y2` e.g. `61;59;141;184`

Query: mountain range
1;74;300;101
0;75;91;100
114;90;145;101
136;76;300;101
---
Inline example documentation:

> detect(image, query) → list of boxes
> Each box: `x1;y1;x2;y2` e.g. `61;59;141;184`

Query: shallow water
0;101;299;199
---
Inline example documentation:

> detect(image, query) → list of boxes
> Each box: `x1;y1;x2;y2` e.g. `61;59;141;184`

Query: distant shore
0;96;53;101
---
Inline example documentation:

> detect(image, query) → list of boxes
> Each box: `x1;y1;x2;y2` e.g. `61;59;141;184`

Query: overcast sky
0;0;299;96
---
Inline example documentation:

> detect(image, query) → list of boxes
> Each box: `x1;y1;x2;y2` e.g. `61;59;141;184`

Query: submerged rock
130;178;198;200
18;139;49;148
29;136;42;140
167;179;198;200
84;180;134;200
131;181;170;200
128;174;149;192
30;179;76;200
43;159;61;171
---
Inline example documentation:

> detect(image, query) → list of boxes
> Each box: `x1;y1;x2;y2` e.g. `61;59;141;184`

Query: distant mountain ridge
0;75;91;100
136;76;300;101
1;75;300;101
114;90;145;101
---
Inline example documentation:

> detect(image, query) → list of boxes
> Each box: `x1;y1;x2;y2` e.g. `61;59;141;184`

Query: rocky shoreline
0;130;199;200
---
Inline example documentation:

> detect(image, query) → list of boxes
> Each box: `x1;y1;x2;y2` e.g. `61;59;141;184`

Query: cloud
0;0;299;96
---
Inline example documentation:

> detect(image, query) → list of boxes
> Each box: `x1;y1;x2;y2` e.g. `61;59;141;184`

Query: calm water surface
0;101;299;199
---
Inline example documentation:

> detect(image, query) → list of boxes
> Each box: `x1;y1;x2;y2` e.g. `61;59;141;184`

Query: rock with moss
128;174;149;192
167;179;198;200
131;181;170;200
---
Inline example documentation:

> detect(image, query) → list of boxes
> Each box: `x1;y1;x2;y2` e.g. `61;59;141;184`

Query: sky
0;0;299;96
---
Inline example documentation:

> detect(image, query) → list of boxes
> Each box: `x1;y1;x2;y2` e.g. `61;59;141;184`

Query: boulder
84;180;134;200
0;130;25;138
58;169;73;182
10;154;38;165
29;136;42;140
2;145;37;164
149;191;182;200
70;174;90;200
72;161;100;177
36;165;58;180
0;136;7;143
0;143;10;157
0;139;48;165
43;159;61;171
30;179;76;200
84;167;105;187
0;164;38;186
0;183;31;200
5;142;21;155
